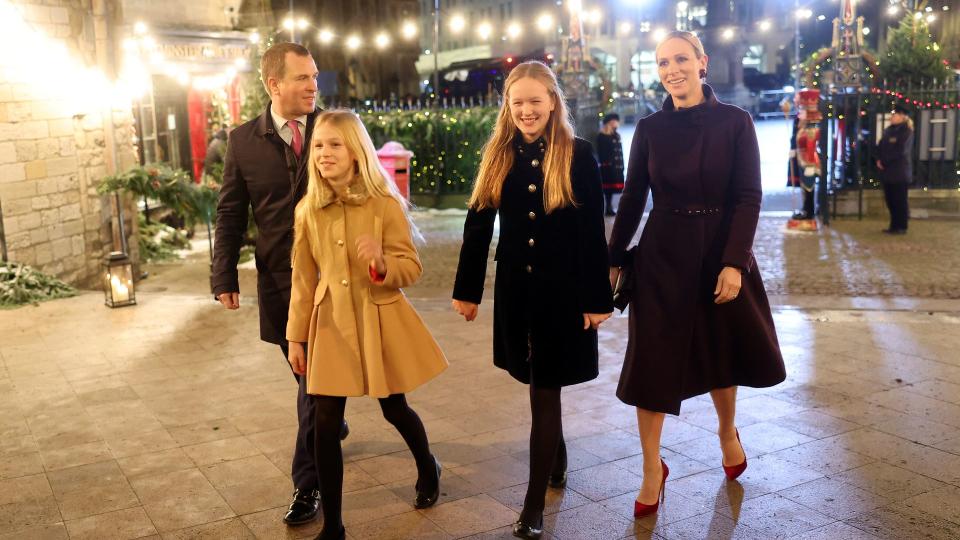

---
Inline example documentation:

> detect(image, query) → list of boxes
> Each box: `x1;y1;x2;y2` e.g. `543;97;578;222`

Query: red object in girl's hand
369;263;386;284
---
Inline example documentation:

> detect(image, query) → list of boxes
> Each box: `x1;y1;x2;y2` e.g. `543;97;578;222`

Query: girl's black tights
519;384;565;525
313;394;435;535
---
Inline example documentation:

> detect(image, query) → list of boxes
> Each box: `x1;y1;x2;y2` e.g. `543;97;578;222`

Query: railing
817;82;960;221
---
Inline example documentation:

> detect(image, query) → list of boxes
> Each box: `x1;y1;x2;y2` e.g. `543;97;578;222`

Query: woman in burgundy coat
608;31;785;518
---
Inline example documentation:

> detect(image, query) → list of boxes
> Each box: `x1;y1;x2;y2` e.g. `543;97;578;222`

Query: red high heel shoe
633;459;668;518
722;429;747;481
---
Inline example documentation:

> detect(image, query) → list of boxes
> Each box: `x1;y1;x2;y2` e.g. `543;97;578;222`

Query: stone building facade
0;0;251;287
0;0;139;287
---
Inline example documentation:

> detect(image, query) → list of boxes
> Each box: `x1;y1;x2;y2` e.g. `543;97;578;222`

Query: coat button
340;279;348;287
531;159;540;167
525;265;533;273
337;240;344;247
528;211;536;220
528;238;535;247
528;183;537;193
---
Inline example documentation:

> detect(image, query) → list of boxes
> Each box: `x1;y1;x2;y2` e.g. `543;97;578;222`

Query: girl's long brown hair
468;61;576;213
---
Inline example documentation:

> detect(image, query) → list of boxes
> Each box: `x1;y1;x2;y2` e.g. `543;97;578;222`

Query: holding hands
452;299;610;330
583;312;611;330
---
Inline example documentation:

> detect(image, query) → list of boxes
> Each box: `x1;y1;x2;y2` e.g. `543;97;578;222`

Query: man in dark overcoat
876;105;914;234
211;42;346;526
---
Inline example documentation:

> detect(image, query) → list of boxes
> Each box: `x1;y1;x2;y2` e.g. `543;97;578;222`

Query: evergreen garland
360;107;499;195
0;262;77;307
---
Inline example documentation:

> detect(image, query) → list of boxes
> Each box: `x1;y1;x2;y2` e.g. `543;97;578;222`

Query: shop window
743;44;764;69
632;50;658;91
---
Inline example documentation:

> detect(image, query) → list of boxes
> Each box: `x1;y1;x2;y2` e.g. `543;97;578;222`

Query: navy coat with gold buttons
453;135;613;388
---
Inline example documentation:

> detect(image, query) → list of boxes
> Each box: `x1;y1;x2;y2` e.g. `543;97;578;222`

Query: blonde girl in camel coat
286;109;446;540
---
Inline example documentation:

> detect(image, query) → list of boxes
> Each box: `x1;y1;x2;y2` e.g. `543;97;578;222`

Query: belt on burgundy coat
652;206;723;217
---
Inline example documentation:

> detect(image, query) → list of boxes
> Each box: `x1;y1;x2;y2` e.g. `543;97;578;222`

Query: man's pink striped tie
287;119;302;158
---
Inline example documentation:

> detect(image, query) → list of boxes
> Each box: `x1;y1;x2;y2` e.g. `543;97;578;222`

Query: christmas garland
870;87;960;109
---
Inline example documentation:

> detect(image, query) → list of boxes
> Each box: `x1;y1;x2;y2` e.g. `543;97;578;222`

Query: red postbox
376;141;414;199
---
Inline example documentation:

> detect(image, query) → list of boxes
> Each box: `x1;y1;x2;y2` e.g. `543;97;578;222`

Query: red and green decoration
869;87;960;109
801;47;880;89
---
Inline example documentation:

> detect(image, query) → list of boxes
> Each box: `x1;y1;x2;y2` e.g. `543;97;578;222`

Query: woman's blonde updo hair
655;31;708;79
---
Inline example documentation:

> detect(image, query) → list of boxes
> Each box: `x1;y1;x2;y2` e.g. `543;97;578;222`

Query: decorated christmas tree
880;11;952;87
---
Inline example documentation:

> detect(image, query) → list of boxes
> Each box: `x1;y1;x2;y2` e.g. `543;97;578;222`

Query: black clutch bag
612;246;636;313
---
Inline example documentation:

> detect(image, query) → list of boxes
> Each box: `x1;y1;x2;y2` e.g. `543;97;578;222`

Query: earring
699;68;707;79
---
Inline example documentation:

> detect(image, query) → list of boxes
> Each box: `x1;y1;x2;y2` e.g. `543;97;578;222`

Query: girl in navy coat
453;61;613;538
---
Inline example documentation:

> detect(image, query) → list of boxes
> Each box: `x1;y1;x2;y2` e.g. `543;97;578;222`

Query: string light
401;21;418;40
477;22;493;41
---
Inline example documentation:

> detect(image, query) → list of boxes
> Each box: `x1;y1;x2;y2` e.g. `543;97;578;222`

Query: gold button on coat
340;279;348;287
525;265;533;273
531;159;540;167
337;239;344;246
528;211;536;220
528;238;535;247
528;184;536;193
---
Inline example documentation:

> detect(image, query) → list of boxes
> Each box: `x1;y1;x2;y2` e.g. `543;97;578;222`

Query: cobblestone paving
409;211;960;299
2;293;960;539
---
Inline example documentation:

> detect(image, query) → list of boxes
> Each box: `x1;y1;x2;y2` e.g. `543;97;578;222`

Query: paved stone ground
3;207;960;539
407;211;960;299
2;286;960;539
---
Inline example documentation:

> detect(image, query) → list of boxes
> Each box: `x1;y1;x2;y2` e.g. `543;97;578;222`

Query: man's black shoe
882;228;907;235
283;488;320;525
340;420;349;441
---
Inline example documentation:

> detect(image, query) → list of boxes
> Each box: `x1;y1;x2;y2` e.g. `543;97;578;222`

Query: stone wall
0;0;139;287
119;0;243;30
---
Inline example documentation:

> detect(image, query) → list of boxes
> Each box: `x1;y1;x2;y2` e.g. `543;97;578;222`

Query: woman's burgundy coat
608;85;785;414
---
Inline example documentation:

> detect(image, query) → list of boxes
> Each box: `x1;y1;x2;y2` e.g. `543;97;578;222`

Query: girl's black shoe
414;456;442;509
512;514;543;539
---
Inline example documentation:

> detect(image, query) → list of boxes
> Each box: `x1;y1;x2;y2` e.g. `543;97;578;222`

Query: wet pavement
2;287;960;539
406;210;960;300
3;120;960;538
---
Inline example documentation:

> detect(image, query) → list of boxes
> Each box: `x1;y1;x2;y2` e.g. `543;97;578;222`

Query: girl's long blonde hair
468;61;576;213
294;109;420;248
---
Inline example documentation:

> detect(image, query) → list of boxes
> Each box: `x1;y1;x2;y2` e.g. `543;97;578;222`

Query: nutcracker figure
787;89;821;229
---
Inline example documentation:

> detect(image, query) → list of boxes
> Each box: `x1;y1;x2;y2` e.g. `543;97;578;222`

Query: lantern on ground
102;251;136;307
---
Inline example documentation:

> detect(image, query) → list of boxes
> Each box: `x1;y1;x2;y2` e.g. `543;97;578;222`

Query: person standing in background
876;104;914;235
597;113;625;216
